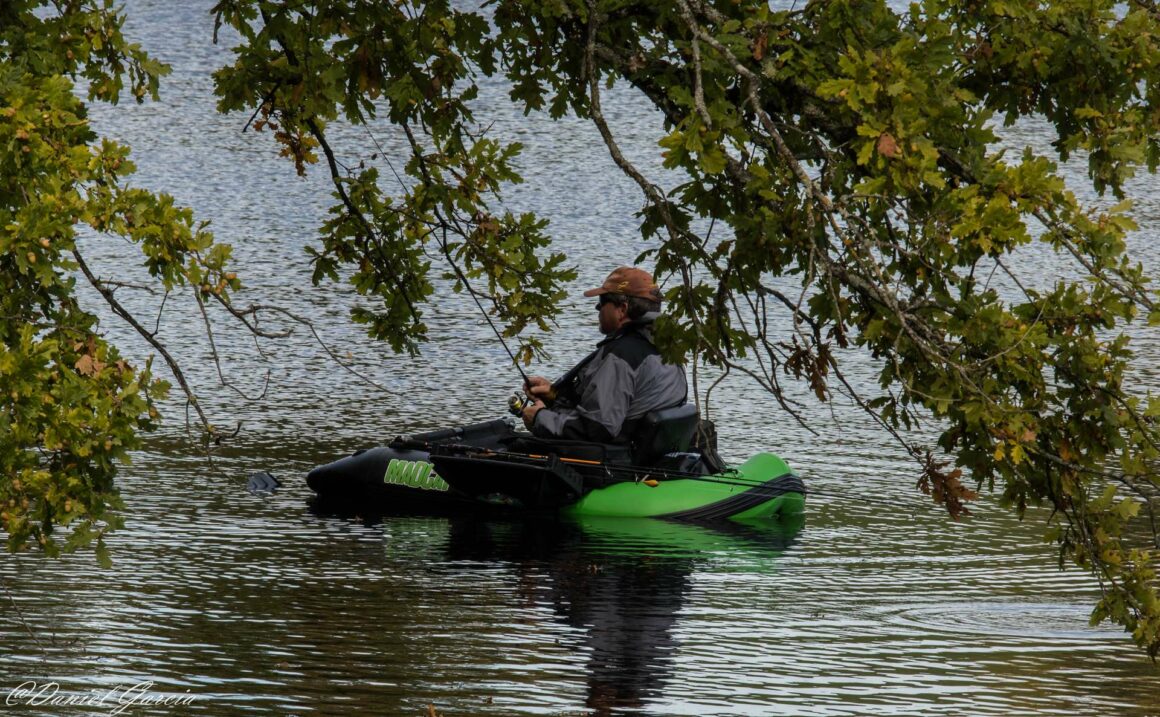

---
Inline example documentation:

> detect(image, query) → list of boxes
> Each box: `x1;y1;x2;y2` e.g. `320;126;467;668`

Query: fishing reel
508;391;531;417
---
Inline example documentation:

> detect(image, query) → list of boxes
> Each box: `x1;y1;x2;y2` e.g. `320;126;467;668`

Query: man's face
596;295;629;335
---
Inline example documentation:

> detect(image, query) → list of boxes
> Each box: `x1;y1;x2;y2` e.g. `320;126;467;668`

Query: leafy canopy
210;0;1160;657
1;0;240;565
2;0;1159;660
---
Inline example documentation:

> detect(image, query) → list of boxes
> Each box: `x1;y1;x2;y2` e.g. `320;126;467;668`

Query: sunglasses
595;294;626;311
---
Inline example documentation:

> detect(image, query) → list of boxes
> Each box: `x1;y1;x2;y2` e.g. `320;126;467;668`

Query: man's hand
524;375;554;400
522;398;546;430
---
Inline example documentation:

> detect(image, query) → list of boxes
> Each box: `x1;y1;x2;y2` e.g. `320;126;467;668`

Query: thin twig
194;289;271;402
73;248;214;437
1;576;47;655
221;299;393;393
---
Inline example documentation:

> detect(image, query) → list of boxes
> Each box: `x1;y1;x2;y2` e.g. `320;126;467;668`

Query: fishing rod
392;436;804;493
457;445;914;509
392;435;925;510
439;233;538;415
427;246;907;510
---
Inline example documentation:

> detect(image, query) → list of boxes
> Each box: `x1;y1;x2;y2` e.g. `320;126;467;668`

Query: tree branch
73;248;214;437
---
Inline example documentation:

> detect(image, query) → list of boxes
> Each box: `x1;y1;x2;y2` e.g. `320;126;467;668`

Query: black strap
548;348;599;406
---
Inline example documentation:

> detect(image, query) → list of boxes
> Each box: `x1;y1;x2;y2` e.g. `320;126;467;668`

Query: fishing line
426;243;917;510
787;486;912;510
439;228;533;389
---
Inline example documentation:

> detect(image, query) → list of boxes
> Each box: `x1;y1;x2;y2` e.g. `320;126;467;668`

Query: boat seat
632;403;700;466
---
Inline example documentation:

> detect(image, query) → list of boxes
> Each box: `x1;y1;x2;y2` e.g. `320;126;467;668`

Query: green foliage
212;0;575;357
6;0;1160;661
1;1;236;559
214;0;1160;657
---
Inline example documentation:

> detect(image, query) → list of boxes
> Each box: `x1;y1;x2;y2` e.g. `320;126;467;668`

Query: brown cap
582;266;661;301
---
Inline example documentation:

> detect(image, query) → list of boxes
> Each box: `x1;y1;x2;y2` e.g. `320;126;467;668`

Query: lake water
2;2;1158;715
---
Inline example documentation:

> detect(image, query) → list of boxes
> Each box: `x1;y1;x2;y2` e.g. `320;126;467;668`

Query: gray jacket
531;314;687;443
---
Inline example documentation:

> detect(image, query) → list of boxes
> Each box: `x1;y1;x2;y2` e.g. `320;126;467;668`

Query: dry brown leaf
75;354;104;377
877;132;900;159
753;32;768;61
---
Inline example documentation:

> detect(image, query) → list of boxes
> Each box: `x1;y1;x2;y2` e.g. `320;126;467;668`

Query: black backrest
632;403;700;466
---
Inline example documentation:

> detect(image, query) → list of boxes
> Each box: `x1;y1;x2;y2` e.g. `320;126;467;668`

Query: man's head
583;266;662;334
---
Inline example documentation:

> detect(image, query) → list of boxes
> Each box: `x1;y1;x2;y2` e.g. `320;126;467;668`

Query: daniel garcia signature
5;680;196;714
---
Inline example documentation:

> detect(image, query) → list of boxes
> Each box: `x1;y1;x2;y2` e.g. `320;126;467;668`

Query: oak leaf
75;354;105;377
877;133;900;158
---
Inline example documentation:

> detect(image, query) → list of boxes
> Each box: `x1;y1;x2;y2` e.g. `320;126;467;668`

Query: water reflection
386;513;803;716
306;498;805;715
3;456;1156;716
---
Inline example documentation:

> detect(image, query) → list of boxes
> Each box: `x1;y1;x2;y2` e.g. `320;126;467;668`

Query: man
521;266;687;443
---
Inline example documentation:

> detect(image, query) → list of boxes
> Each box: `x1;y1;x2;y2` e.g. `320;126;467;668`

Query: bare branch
73;248;214;437
213;297;394;394
194;289;271;402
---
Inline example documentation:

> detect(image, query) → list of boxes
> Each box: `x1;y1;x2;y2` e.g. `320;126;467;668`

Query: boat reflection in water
442;514;805;714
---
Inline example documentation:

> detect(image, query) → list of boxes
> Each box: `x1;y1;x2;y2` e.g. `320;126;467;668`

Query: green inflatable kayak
307;411;805;521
